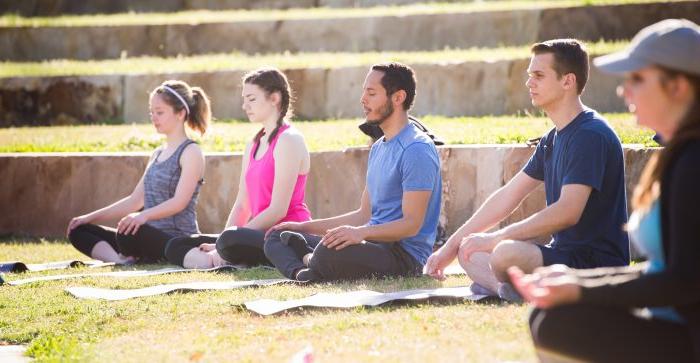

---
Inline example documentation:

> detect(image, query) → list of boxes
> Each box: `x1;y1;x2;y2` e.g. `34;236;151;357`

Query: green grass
0;0;680;27
0;113;657;153
0;41;627;79
0;238;534;362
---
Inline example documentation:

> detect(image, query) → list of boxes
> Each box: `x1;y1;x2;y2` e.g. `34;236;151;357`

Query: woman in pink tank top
164;68;311;268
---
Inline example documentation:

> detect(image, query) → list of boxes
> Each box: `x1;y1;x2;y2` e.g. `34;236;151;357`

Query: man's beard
366;100;394;126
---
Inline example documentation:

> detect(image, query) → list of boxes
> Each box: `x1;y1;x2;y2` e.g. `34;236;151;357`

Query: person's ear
392;89;407;108
670;76;692;102
268;91;281;108
563;73;577;92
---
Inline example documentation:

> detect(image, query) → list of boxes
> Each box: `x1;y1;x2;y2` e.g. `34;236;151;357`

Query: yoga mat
443;264;466;276
245;286;487;315
7;265;241;286
0;259;115;273
66;278;292;301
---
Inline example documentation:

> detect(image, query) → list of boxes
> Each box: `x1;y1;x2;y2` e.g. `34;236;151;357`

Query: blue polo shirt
523;109;630;264
366;122;442;265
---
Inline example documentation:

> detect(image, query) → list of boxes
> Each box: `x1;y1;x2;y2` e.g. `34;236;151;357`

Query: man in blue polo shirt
425;39;629;301
264;62;442;282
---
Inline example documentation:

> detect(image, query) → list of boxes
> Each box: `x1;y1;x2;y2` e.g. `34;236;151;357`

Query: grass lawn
0;41;626;79
0;238;534;362
0;113;656;153
0;0;676;27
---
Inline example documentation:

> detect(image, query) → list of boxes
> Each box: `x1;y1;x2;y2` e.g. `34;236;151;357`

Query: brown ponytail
633;69;700;211
151;80;212;136
242;67;294;145
189;86;211;135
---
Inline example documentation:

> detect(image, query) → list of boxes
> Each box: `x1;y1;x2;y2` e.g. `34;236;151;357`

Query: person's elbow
265;204;289;223
558;205;584;228
403;216;424;237
170;195;192;212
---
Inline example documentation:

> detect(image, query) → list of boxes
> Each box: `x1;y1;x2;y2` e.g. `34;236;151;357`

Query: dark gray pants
164;227;271;267
263;230;422;281
529;305;696;363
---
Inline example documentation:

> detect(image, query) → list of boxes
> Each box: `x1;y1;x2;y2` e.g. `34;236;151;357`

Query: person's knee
457;245;488;270
456;243;471;268
262;231;283;259
308;243;334;274
164;237;187;265
490;240;531;280
528;308;544;340
215;228;240;257
530;305;583;349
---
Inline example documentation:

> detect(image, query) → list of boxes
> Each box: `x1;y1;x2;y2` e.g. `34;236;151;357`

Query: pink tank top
245;123;311;224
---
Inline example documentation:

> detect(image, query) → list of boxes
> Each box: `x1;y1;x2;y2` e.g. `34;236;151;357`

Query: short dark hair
371;62;417;111
531;39;589;94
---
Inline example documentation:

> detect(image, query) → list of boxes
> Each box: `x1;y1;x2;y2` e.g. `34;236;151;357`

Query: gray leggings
263;230;422;281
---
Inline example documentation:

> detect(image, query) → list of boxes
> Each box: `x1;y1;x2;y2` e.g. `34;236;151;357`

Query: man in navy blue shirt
425;39;630;301
265;62;442;282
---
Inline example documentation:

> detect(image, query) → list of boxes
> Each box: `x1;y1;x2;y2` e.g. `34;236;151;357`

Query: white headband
162;85;190;116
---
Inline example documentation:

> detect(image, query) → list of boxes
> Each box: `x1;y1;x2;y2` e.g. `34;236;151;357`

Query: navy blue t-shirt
523;109;630;264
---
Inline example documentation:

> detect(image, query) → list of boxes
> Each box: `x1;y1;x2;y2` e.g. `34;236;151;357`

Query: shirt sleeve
523;136;546;181
579;145;700;307
561;130;608;191
400;143;440;192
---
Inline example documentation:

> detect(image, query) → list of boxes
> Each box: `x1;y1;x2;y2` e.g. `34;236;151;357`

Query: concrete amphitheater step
1;0;479;16
0;1;697;61
0;54;624;126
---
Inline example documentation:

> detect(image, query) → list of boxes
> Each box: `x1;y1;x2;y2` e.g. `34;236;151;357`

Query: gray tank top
143;139;202;237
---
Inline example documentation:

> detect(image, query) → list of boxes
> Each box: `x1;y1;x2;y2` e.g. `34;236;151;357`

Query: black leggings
164;227;271;267
264;230;422;281
68;223;172;263
529;304;696;363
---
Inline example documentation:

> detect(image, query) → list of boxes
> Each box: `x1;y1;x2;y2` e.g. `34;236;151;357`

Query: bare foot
116;254;137;265
302;253;312;266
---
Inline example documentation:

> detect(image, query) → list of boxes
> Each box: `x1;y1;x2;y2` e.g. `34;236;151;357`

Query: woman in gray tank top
66;80;212;264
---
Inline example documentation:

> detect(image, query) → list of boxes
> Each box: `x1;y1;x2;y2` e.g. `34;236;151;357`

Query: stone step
0;146;655;241
1;1;697;61
1;0;470;16
0;56;624;126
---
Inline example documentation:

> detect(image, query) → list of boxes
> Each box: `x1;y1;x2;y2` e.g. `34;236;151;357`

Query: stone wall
0;59;624;126
0;146;656;239
1;2;698;62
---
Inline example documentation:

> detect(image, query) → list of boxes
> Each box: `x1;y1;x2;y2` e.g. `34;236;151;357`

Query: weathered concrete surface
538;1;700;42
2;2;698;61
0;0;468;16
0;0;316;16
0;75;123;127
0;345;29;363
0;58;624;125
0;146;655;239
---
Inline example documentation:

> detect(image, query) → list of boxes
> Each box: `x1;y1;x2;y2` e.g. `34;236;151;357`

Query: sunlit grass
0;0;676;27
0;238;534;362
0;41;627;78
0;113;656;154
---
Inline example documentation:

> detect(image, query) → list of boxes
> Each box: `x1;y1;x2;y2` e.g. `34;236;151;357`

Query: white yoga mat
66;278;292;301
7;265;242;286
245;286;488;315
442;264;466;276
0;259;115;273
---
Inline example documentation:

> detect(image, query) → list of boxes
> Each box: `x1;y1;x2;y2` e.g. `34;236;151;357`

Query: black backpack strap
357;116;444;146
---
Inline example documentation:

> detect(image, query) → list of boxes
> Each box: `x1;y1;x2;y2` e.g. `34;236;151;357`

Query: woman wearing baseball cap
509;19;700;362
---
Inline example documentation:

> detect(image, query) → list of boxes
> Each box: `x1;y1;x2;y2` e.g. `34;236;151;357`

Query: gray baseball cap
594;19;700;76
